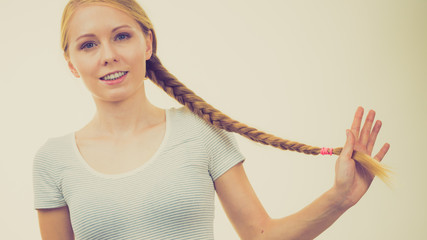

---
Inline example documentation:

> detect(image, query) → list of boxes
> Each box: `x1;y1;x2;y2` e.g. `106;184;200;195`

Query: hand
333;106;390;210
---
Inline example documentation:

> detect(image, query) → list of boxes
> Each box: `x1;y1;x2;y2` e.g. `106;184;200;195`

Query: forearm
261;188;348;240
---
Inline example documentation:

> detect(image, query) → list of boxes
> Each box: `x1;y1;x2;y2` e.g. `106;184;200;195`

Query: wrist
327;186;353;212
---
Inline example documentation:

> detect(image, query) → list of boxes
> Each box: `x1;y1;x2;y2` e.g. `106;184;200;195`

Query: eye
80;41;97;50
115;32;131;41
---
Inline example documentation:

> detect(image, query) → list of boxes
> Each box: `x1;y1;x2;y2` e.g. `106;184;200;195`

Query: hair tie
320;147;333;155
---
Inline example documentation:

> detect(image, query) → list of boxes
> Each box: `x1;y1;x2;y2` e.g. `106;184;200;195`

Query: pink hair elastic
320;147;334;155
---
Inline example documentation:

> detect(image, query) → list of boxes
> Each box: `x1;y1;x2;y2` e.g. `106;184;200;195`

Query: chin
95;87;144;103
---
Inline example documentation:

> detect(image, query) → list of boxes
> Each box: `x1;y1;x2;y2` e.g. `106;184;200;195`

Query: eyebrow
75;25;132;42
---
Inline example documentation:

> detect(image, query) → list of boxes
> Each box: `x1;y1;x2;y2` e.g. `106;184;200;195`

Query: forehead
68;4;140;40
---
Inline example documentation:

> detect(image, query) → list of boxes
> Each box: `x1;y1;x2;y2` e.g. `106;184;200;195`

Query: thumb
341;130;355;160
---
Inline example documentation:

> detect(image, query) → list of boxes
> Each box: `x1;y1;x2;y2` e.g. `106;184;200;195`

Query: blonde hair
60;0;391;184
61;0;156;59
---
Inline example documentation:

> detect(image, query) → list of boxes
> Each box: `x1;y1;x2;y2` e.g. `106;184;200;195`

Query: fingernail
346;130;349;137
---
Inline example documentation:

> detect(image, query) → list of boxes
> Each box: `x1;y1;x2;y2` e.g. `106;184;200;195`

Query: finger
367;120;382;155
341;130;355;161
350;106;364;139
373;143;390;162
360;110;376;146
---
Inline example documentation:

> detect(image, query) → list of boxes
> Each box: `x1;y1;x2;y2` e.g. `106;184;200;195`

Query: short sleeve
198;118;246;181
33;140;67;209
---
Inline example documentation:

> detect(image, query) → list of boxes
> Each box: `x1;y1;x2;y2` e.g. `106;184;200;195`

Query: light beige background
1;0;426;239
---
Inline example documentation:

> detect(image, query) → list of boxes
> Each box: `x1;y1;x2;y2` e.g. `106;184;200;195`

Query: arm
37;206;74;240
215;163;346;240
215;107;390;240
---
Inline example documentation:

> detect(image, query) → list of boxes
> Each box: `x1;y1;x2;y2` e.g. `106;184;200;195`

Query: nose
100;42;119;66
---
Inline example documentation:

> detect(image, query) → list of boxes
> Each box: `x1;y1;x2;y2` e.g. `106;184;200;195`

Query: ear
64;54;80;78
145;30;153;60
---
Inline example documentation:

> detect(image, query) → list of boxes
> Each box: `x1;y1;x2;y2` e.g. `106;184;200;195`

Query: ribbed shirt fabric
33;107;245;239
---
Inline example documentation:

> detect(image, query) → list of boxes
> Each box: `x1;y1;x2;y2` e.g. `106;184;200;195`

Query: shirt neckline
70;108;171;179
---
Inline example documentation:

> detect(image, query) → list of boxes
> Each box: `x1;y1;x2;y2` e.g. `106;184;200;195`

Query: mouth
100;71;128;81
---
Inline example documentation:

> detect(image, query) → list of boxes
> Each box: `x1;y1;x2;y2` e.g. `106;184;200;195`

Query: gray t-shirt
33;107;245;239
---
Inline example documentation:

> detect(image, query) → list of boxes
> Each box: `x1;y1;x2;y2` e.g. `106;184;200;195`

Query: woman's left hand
333;106;390;210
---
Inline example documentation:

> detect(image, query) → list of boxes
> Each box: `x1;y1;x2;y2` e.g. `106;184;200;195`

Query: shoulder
168;106;232;138
168;106;203;125
168;106;209;133
33;133;74;167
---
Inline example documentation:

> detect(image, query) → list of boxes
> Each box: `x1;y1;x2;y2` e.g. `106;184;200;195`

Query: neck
84;86;165;138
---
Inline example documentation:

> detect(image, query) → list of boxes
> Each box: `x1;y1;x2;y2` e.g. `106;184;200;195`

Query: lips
100;71;128;81
99;71;128;86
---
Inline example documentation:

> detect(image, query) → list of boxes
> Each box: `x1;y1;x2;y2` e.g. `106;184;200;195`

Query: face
66;4;152;102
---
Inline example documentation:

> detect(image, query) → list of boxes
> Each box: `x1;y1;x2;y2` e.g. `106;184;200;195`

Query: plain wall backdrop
1;0;426;239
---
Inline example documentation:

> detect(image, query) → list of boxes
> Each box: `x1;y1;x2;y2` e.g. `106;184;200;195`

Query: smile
100;71;128;81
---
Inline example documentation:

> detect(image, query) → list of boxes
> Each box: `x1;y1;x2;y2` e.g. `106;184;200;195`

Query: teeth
102;71;127;80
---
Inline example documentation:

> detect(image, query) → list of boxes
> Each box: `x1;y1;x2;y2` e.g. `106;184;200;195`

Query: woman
33;0;390;239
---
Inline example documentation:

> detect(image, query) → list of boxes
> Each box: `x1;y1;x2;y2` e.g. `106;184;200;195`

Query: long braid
146;54;391;184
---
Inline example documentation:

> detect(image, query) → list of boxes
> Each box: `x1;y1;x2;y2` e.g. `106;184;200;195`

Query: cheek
73;55;98;77
126;47;147;75
126;45;146;62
